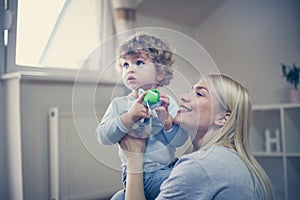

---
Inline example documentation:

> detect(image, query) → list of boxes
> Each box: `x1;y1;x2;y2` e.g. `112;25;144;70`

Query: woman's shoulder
157;150;212;199
166;151;205;179
159;146;256;200
158;147;239;199
178;146;237;161
176;146;248;176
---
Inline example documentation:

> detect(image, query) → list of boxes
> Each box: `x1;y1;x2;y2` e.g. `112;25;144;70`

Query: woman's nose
180;91;191;102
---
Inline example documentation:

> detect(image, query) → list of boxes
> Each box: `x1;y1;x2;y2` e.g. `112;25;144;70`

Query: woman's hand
119;131;147;200
119;130;147;155
119;130;147;173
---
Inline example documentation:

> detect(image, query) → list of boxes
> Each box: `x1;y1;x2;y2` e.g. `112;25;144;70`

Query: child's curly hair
116;32;175;86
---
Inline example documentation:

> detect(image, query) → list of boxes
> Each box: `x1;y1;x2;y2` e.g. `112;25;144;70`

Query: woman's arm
119;132;147;200
125;155;145;200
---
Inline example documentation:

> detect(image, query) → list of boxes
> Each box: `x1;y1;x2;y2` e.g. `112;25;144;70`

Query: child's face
120;54;164;91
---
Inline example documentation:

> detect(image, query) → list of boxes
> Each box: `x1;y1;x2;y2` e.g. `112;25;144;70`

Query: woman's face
174;79;215;141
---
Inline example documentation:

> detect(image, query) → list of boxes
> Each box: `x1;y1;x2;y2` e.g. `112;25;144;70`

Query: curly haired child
96;32;188;200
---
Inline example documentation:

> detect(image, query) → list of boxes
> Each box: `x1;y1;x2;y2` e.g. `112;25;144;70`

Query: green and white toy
142;89;161;109
132;89;162;136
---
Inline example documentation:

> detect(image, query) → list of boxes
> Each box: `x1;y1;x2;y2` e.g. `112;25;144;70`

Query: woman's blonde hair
116;32;175;86
201;74;274;199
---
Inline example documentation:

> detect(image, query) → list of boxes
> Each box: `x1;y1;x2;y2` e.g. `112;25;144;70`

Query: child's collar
130;88;145;99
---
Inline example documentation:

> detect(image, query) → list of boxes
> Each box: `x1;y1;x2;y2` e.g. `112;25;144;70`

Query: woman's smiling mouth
179;105;192;113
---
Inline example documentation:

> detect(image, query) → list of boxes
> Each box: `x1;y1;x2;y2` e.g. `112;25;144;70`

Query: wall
194;0;300;104
135;14;195;37
17;79;124;199
0;82;8;199
0;1;9;199
136;0;300;104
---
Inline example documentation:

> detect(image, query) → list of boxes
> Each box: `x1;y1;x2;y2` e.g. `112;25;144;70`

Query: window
6;0;114;72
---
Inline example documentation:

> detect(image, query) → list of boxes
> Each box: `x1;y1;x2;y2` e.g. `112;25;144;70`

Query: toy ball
143;89;160;106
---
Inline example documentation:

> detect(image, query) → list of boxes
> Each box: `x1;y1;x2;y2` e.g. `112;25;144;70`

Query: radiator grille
49;108;122;200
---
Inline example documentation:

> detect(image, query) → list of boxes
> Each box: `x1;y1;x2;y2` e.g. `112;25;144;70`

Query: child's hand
155;91;173;131
120;92;150;129
128;91;150;123
155;91;169;122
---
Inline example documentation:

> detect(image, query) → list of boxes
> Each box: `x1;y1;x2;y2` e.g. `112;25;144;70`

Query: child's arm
120;92;149;129
156;93;189;147
96;93;149;145
96;99;128;145
155;91;174;131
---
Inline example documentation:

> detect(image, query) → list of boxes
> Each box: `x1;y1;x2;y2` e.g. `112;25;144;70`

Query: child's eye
122;62;129;68
136;60;145;66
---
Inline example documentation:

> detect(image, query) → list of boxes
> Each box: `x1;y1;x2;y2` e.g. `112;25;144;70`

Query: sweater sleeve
163;125;188;147
163;96;188;147
96;98;128;145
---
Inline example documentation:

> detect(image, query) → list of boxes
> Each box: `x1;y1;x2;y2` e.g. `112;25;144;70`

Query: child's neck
131;85;159;98
131;90;139;98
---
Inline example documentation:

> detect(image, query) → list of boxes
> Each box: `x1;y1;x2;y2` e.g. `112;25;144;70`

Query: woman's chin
175;112;199;132
175;109;193;122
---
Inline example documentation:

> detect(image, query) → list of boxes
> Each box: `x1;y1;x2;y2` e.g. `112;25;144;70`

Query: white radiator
48;108;122;200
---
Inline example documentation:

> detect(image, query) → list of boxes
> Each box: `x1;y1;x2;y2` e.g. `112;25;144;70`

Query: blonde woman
120;74;274;200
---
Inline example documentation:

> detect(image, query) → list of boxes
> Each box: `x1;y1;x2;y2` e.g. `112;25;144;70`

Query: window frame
3;0;110;77
6;1;77;75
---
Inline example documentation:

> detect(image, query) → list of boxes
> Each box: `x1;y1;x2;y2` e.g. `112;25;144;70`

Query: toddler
96;32;188;200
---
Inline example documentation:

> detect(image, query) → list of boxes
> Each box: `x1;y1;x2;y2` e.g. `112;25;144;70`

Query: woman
120;74;274;200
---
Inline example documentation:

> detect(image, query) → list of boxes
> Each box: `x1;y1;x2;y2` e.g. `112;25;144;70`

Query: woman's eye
136;60;145;66
192;87;203;97
123;62;129;68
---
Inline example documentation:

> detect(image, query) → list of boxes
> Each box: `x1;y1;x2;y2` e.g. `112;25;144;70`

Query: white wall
194;0;300;104
0;1;9;199
0;82;8;200
135;14;195;37
136;0;300;104
0;78;125;200
17;80;123;200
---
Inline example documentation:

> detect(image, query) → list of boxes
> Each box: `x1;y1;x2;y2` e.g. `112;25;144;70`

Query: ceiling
136;0;225;27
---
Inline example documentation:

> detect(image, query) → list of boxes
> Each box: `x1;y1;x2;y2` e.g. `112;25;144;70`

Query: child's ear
214;112;231;126
156;71;165;81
